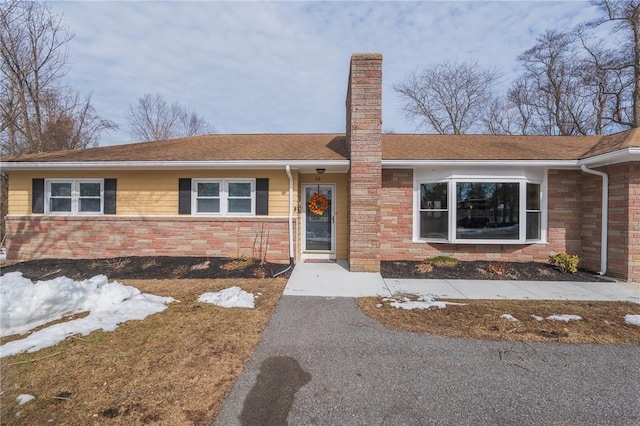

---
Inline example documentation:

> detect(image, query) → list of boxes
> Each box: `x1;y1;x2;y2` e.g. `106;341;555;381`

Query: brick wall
380;169;587;264
5;216;292;263
548;170;584;260
628;163;640;281
379;167;639;281
598;162;640;281
346;53;383;272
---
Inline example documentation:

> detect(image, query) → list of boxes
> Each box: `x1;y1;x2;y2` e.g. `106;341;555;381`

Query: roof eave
579;147;640;167
382;159;580;167
0;160;351;173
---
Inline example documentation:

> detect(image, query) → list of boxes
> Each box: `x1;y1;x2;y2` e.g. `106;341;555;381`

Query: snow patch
500;314;519;322
624;314;640;326
531;315;544;321
0;272;175;358
383;295;465;311
198;286;255;309
16;394;35;405
546;314;582;322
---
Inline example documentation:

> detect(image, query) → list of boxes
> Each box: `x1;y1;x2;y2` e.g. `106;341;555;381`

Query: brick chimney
345;53;383;272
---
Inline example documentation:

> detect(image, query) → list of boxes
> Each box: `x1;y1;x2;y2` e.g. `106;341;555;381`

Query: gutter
273;165;295;277
580;165;608;275
0;159;350;172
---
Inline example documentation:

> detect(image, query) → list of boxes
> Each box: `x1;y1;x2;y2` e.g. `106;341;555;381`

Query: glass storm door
304;185;334;253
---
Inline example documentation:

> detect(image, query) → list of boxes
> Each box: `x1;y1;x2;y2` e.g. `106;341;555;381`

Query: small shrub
487;262;506;276
415;261;434;273
549;252;579;274
424;256;460;267
104;258;131;271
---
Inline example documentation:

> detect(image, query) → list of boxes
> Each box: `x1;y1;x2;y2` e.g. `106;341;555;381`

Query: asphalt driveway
214;296;640;425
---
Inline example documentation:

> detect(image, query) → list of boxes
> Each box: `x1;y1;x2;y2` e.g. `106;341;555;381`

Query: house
2;53;639;281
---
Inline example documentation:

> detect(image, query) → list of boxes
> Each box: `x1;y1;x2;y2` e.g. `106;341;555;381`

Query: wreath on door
309;193;329;216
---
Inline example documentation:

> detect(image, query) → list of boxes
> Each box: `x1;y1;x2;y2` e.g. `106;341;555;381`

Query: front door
303;184;335;257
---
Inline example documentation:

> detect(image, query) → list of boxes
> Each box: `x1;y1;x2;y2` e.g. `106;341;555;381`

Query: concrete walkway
284;260;640;302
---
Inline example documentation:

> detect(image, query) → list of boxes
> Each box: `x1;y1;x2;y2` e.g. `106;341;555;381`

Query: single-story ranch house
2;54;639;281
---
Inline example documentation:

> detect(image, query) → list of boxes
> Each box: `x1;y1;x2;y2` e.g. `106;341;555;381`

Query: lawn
2;255;638;425
0;278;287;425
359;297;640;344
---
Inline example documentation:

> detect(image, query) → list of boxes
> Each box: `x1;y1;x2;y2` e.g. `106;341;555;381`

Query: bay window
417;179;543;243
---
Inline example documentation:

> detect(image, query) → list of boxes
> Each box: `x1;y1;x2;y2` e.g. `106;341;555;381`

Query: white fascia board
578;148;640;167
0;160;351;173
382;159;579;168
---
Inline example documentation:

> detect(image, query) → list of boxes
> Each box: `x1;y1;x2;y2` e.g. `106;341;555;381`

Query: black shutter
32;178;45;213
256;178;269;215
179;178;192;214
104;179;117;214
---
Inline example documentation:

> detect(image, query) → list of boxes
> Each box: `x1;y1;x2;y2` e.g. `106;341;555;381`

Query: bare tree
0;0;116;156
588;0;639;128
495;1;639;135
512;30;601;136
127;93;215;141
394;61;501;134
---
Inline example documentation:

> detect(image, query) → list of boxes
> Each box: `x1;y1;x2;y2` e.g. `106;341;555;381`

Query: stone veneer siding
5;216;292;264
346;53;383;272
379;168;640;281
597;162;640;281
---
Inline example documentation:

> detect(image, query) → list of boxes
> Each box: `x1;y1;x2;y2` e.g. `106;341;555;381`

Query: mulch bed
1;257;611;282
381;260;612;282
0;256;291;281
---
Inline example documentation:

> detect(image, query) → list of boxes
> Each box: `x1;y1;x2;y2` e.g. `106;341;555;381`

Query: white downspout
286;165;294;260
273;165;295;277
581;165;608;275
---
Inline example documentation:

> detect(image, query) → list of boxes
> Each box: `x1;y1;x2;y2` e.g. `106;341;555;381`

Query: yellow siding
299;173;348;259
7;169;293;216
6;172;32;215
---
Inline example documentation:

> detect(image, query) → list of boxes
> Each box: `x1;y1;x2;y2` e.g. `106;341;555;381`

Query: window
49;182;72;213
196;181;221;213
417;180;543;243
46;180;103;214
79;182;102;213
526;183;541;240
456;182;519;240
419;183;448;240
193;179;255;215
228;182;252;213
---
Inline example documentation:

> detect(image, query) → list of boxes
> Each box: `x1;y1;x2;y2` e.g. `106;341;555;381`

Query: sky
48;1;604;146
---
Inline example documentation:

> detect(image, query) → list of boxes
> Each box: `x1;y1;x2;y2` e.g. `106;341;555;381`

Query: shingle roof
381;134;602;161
2;134;349;162
2;129;638;163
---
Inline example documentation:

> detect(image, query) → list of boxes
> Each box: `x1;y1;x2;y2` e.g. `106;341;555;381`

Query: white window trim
192;178;256;216
414;176;547;245
45;179;104;215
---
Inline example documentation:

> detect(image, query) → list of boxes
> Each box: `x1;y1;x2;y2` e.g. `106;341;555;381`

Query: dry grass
1;278;286;425
220;256;255;272
359;298;640;345
425;256;460;266
415;256;460;273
